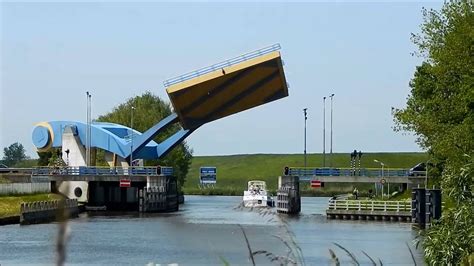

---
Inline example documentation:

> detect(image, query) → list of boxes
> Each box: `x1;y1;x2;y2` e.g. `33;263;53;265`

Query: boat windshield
248;181;266;190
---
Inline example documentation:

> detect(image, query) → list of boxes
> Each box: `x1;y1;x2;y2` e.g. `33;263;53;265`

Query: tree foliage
96;92;193;188
423;156;474;265
394;1;474;170
2;142;29;167
393;1;473;264
37;150;53;166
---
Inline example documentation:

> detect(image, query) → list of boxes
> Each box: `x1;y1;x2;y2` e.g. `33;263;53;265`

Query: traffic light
284;166;289;176
157;165;162;175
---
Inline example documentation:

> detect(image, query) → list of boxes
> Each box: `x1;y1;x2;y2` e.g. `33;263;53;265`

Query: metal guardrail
288;167;425;178
31;166;173;176
328;200;411;212
0;168;34;174
163;44;281;87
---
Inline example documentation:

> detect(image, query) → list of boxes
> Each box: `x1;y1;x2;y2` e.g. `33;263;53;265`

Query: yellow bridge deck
166;50;288;129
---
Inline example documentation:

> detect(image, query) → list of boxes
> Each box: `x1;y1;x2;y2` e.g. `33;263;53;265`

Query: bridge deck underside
166;51;288;129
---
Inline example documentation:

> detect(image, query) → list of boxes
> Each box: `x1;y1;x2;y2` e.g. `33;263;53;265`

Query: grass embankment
0;193;63;218
183;152;427;196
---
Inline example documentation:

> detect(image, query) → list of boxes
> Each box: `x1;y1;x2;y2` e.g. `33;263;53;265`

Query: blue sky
1;1;442;158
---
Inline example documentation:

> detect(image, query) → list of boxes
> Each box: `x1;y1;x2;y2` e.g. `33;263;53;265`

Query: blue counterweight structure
32;115;193;161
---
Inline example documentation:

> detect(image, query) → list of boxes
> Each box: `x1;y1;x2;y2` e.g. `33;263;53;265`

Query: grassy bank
0;193;63;218
183;152;427;195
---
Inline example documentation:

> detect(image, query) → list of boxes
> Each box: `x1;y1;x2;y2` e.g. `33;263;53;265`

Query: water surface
0;196;423;265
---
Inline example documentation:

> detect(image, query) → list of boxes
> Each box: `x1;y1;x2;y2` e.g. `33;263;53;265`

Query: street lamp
374;159;386;198
303;108;308;172
86;92;92;167
322;97;326;167
130;106;135;168
329;93;335;168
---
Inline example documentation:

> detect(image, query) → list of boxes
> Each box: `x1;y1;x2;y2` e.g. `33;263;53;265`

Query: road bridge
288;167;427;187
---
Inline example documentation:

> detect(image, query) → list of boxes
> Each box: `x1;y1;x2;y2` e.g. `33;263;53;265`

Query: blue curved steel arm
130;113;179;156
156;128;195;158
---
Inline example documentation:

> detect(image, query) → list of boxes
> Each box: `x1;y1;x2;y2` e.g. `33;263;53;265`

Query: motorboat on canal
243;180;274;208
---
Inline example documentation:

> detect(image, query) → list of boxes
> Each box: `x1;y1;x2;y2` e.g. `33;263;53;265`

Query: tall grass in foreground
235;202;419;265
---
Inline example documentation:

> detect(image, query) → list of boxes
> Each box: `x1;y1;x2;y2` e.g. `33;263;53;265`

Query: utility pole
89;93;92;166
303;108;308;171
322;97;326;167
85;92;91;167
130;106;135;167
329;93;335;168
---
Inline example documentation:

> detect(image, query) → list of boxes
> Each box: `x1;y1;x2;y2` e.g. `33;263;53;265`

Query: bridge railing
288;167;424;178
328;199;411;212
0;168;34;174
31;166;173;176
163;44;281;87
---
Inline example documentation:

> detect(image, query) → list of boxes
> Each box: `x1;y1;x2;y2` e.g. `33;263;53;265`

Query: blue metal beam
129;113;179;156
156;128;195;158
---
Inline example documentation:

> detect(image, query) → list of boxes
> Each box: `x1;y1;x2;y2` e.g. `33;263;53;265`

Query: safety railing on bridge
0;168;34;174
288;167;424;178
328;199;411;212
31;166;173;176
163;44;281;87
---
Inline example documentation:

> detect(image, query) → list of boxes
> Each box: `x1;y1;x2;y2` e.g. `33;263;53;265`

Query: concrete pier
276;176;300;214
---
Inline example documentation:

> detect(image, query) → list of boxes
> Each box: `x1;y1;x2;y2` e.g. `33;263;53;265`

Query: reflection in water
0;196;423;265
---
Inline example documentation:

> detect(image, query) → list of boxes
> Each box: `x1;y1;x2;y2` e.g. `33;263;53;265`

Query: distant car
409;162;426;176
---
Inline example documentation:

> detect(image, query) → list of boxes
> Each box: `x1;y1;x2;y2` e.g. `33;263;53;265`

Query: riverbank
0;193;63;218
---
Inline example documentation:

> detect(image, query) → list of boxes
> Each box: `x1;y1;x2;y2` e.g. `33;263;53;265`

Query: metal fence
328;200;411;212
0;183;51;195
31;166;173;176
163;44;281;87
288;167;423;177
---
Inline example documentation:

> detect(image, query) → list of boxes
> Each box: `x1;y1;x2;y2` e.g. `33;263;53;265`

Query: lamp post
85;91;92;167
88;92;92;166
329;93;335;168
374;159;386;198
303;108;308;172
130;106;135;168
322;97;326;167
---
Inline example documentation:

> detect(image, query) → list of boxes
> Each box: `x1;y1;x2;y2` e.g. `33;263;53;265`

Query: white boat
243;180;274;208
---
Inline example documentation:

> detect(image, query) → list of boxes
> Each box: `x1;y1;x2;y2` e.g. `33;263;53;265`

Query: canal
0;196;423;265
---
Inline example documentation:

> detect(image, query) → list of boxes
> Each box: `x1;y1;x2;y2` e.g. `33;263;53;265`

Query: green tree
97;91;193;188
37;150;53;166
393;1;473;264
2;142;29;167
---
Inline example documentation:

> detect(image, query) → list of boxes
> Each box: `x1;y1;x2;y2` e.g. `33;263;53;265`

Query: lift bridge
30;44;289;211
